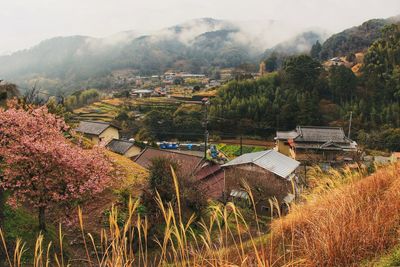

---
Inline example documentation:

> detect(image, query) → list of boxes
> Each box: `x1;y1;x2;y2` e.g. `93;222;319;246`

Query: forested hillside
210;24;400;150
320;15;400;60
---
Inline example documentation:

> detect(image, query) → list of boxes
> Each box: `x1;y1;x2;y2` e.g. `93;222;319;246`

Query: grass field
216;143;266;159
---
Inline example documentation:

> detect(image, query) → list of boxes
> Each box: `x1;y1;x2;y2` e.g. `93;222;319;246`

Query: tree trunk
0;188;5;267
0;188;5;230
38;207;46;232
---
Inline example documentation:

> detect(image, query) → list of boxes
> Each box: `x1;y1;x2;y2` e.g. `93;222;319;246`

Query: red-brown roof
197;170;224;199
135;147;224;199
134;147;204;178
194;162;222;181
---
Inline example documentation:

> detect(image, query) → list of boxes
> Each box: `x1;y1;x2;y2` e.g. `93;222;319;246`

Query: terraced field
72;97;182;123
72;101;121;122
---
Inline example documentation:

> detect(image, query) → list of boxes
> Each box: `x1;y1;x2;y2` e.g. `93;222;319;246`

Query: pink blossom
0;106;113;210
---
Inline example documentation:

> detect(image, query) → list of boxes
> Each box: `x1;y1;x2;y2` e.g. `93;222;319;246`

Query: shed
106;139;142;158
222;150;300;213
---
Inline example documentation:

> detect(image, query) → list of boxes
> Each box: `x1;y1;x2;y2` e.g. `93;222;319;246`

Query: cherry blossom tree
0;105;113;231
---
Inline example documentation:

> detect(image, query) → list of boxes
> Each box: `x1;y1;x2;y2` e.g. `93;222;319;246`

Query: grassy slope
63;151;148;244
268;163;400;266
68;151;148;262
2;205;59;264
365;245;400;266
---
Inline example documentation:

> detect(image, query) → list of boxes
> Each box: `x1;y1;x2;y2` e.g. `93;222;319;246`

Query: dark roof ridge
297;125;344;130
149;147;203;158
81;120;122;130
110;138;135;144
134;146;204;162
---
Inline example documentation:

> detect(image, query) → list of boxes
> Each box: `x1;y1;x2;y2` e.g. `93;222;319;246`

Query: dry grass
270;163;400;266
1;163;400;266
106;151;148;189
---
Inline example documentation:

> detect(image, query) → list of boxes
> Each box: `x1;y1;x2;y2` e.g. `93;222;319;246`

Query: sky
2;0;400;54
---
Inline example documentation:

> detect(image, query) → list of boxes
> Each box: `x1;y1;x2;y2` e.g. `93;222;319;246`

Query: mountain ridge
0;15;397;93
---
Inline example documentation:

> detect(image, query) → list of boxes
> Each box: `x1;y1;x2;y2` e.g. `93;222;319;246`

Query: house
329;57;345;66
275;126;358;163
134;147;224;199
222;150;300;213
75;121;120;145
131;89;153;98
106;139;142;158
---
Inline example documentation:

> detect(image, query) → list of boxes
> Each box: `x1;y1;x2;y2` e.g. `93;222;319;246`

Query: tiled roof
295;141;357;150
275;131;299;140
196;165;224;199
134;147;204;178
75;121;119;136
134;148;224;199
194;163;222;181
222;150;300;179
295;126;348;143
106;139;136;155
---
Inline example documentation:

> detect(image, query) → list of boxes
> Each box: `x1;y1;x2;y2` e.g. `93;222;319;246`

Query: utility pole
348;111;353;139
240;135;243;155
202;98;210;159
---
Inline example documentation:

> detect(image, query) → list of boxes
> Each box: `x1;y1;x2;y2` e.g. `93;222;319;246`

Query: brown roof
134;148;224;199
134;147;204;178
194;163;222;181
197;170;224;199
194;162;224;199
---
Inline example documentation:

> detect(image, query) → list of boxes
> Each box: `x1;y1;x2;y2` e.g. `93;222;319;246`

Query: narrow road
219;139;275;147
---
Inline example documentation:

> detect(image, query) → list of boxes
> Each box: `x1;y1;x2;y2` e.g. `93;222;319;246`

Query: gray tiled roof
75;121;117;136
295;141;357;150
222;150;300;179
294;126;348;143
106;139;136;155
275;131;299;140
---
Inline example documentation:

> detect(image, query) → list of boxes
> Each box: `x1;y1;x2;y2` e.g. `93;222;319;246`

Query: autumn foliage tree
0;105;113;231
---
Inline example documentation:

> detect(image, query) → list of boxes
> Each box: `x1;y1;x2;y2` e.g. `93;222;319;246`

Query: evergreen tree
310;41;322;60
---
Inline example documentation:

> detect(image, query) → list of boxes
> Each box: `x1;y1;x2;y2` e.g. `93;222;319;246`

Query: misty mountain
320;15;400;59
1;15;397;94
262;30;328;59
0;18;263;92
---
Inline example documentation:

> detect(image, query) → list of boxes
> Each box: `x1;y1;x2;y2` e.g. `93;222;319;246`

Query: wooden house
75;121;120;145
222;150;300;213
275;126;358;163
